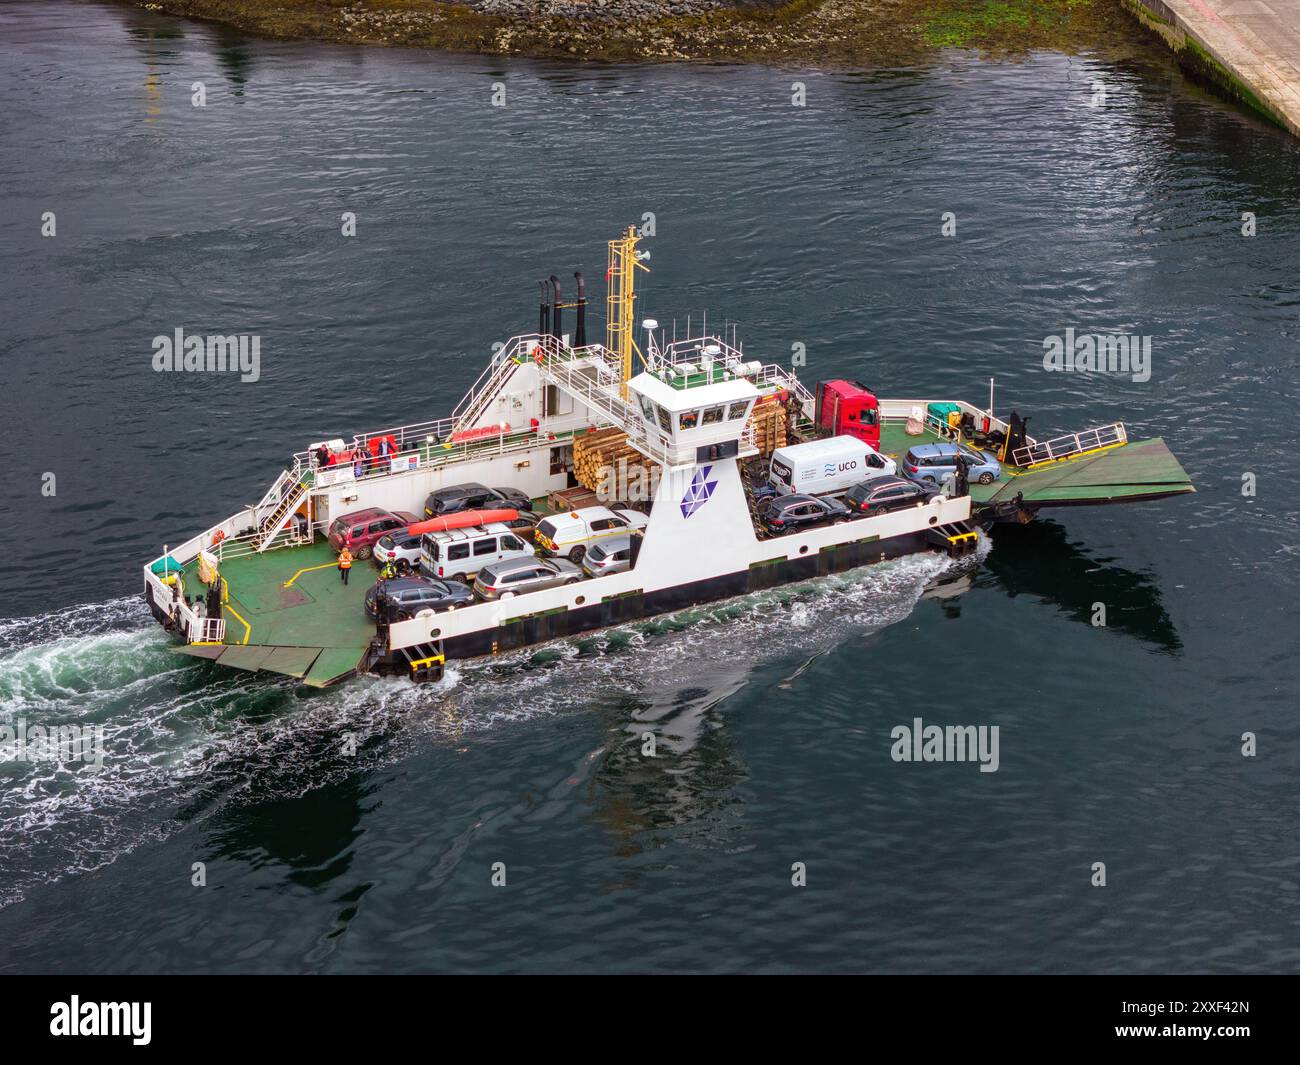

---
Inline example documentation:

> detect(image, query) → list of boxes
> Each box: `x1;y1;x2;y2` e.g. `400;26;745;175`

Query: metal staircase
533;345;667;464
255;478;308;552
452;349;524;435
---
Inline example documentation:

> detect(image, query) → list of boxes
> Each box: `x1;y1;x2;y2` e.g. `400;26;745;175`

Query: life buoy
533;346;544;365
212;530;226;546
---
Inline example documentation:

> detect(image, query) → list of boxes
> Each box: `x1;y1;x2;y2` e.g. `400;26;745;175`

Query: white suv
419;522;534;581
534;506;649;563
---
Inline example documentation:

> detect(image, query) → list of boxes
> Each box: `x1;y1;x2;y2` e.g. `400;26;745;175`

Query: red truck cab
815;380;880;449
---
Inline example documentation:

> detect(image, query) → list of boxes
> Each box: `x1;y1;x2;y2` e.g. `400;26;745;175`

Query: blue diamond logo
680;465;718;519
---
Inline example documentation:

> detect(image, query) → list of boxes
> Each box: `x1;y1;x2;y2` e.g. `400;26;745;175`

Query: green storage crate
927;402;961;422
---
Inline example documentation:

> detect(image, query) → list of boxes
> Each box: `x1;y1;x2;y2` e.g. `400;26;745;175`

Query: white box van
419;522;534;581
768;435;896;496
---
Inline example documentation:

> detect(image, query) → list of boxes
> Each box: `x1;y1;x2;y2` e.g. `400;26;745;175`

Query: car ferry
143;228;1196;687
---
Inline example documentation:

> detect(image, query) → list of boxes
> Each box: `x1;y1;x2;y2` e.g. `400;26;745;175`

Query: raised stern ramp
976;436;1195;508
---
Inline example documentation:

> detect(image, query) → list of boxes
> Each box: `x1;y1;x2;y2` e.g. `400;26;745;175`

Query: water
1;1;1298;973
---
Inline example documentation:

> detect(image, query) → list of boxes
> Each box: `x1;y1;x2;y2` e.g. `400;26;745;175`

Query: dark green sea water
1;0;1298;973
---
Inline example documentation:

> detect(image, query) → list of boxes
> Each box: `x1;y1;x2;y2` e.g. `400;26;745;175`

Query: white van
768;435;896;496
534;506;649;562
419;522;534;581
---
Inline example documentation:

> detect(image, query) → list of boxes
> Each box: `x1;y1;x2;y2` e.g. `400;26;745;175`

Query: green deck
175;540;375;686
876;421;1195;508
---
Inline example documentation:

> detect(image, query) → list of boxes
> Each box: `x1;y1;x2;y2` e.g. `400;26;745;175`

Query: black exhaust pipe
574;271;587;347
538;280;550;336
550;274;562;341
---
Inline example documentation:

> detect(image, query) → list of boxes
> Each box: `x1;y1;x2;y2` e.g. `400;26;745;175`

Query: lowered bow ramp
975;436;1195;508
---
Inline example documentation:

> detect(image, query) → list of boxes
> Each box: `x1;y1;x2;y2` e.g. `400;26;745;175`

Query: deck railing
1012;422;1126;468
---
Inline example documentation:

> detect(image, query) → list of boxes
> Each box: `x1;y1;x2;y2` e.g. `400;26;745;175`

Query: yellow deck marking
223;600;252;645
283;561;338;588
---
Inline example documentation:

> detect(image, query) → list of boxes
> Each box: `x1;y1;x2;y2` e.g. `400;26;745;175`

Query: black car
844;476;938;517
364;575;475;621
760;493;852;535
423;482;533;518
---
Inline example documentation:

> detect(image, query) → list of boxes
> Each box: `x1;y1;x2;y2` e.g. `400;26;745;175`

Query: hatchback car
328;508;422;559
423;482;532;518
364;575;475;621
373;530;424;574
760;494;852;535
902;442;1001;486
844;476;938;517
580;534;639;578
534;506;649;562
472;557;583;599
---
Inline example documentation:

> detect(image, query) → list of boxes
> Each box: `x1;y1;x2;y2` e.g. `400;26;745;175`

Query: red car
327;508;421;559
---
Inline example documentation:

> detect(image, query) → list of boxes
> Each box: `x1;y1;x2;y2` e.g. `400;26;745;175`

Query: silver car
472;556;583;599
580;534;637;578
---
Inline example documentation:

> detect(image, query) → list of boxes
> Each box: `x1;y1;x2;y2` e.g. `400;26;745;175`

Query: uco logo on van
50;997;151;1045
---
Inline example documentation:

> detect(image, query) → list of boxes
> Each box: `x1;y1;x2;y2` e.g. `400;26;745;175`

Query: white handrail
1013;422;1126;467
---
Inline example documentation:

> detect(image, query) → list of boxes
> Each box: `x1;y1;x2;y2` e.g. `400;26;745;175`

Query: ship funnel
550;274;562;341
538;280;550;336
574;271;587;348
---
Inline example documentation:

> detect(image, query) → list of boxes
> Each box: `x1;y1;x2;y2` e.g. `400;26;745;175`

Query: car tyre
397;560;411;575
357;545;373;560
564;577;580;586
922;476;936;484
978;472;995;485
568;546;586;563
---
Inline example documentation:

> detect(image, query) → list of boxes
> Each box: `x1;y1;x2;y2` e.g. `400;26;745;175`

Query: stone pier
1128;0;1300;136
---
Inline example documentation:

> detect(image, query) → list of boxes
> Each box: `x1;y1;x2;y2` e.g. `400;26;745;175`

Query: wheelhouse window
728;401;750;421
656;406;672;433
679;410;700;430
701;406;724;426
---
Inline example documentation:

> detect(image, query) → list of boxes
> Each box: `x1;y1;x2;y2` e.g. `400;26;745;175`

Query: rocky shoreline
132;0;1136;66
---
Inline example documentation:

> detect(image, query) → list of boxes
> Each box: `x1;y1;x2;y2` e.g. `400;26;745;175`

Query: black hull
379;527;933;676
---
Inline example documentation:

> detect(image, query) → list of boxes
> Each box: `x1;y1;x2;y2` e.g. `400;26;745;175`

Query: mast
606;224;650;400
